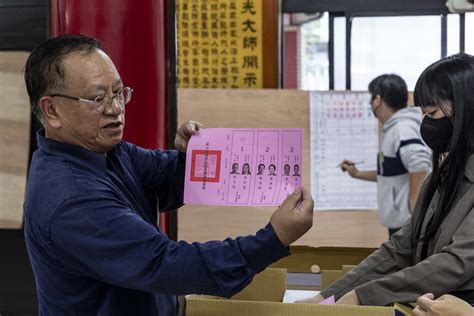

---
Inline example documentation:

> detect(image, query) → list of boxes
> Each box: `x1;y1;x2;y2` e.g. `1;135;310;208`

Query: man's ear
373;94;382;106
38;96;62;129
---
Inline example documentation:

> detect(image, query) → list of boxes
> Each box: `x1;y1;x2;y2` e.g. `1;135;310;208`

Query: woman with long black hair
301;53;474;307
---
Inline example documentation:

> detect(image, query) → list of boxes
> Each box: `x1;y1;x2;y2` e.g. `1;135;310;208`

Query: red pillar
50;0;172;234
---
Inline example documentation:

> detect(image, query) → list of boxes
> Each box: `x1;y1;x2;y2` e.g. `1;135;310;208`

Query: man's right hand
340;160;359;178
270;187;314;247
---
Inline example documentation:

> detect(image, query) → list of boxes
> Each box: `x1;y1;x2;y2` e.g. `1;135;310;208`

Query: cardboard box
185;269;412;316
270;246;376;272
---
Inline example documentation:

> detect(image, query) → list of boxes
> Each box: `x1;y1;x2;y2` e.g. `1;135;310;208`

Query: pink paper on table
318;295;335;305
184;128;303;206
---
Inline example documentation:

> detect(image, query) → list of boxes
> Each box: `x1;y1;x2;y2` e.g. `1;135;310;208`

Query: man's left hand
336;290;360;305
174;121;204;153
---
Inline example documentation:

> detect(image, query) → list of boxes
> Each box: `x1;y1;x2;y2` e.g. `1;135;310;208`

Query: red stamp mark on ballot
190;150;221;183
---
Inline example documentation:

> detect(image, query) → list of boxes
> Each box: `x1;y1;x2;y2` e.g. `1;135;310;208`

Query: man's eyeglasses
49;87;133;110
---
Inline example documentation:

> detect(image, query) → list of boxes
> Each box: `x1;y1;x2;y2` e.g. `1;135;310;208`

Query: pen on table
336;161;365;168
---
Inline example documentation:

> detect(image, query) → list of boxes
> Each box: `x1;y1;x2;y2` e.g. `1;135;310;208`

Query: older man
23;35;314;315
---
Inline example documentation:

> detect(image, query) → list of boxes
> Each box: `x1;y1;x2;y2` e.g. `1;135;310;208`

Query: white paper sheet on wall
310;91;378;210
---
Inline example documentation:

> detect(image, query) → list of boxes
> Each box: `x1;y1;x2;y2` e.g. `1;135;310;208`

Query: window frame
282;0;467;89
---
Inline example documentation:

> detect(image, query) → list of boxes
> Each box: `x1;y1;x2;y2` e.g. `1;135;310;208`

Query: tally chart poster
310;91;378;211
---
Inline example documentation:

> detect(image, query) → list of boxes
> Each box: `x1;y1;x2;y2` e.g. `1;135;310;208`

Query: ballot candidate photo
283;164;291;176
268;164;277;176
293;164;300;177
242;163;251;175
230;162;239;174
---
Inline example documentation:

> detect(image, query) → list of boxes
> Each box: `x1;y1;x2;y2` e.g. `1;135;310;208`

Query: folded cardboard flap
270;246;377;272
230;268;287;302
186;268;286;303
185;268;413;316
394;303;415;315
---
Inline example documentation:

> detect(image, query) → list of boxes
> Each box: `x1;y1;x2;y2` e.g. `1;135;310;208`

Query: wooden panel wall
177;89;387;248
0;52;31;228
262;0;280;88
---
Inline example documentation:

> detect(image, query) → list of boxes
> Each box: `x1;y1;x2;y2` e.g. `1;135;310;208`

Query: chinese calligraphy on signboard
177;0;263;88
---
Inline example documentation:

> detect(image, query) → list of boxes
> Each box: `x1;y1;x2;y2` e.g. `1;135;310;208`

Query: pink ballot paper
319;295;335;305
184;128;303;206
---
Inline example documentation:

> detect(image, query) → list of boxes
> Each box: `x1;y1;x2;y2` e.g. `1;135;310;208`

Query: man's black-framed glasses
49;87;133;109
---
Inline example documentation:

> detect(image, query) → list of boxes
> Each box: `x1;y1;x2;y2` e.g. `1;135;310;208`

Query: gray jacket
377;107;431;228
321;155;474;305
